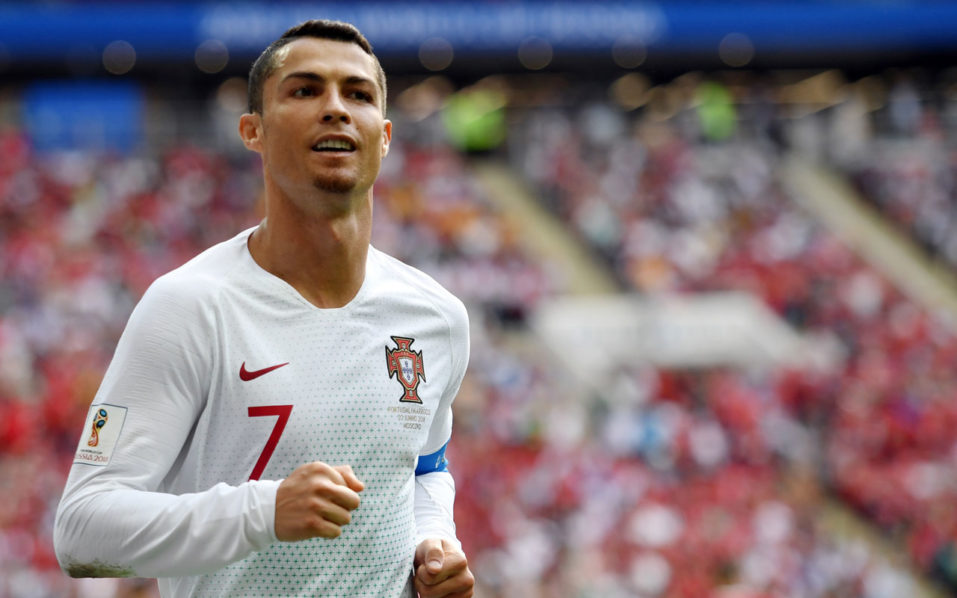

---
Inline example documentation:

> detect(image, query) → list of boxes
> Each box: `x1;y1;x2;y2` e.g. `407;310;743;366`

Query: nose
321;90;350;124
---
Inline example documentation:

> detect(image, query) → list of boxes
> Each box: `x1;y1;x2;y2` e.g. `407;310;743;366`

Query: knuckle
321;505;350;526
310;477;334;494
305;461;331;477
302;461;323;475
306;496;325;512
305;515;324;532
309;518;341;538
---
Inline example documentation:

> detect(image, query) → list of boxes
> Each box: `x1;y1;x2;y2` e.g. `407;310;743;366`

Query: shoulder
370;247;469;331
144;230;251;304
108;232;255;372
135;229;252;322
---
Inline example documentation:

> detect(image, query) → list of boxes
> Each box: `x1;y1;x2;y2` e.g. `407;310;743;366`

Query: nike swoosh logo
240;361;289;381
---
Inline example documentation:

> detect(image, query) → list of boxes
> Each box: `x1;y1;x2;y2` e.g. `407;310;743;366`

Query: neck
248;187;373;309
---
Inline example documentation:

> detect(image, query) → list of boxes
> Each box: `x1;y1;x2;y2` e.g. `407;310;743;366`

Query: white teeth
313;139;354;151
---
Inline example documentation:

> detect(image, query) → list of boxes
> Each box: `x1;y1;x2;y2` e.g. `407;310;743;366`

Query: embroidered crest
385;336;426;403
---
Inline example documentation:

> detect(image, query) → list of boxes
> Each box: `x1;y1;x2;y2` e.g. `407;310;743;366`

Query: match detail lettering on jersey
239;361;289;381
74;403;128;466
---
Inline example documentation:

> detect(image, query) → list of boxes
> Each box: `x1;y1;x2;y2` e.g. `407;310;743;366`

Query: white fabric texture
54;227;469;597
414;471;461;550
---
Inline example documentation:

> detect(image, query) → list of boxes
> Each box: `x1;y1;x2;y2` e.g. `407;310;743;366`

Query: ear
239;112;264;153
381;119;393;158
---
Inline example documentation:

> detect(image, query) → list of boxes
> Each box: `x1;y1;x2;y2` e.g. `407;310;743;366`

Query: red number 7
247;405;293;481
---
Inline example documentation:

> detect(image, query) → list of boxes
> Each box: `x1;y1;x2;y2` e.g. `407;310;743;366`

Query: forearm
54;477;281;578
414;471;460;549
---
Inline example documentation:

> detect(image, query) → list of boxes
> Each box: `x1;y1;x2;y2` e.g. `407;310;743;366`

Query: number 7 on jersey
247;405;293;481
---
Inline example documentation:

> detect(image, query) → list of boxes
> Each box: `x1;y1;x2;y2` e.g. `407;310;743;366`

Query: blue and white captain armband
415;441;450;476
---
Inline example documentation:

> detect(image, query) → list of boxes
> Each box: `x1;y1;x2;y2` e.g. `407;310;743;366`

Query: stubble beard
312;172;357;194
312;160;378;197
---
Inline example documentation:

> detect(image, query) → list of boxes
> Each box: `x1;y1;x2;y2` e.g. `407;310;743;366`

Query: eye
292;86;314;98
350;90;374;103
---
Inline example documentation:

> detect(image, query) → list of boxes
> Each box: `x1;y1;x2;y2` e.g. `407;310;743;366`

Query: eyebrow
280;71;376;89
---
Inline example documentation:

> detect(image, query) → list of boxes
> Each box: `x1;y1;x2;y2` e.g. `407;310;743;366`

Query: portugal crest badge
385;336;426;403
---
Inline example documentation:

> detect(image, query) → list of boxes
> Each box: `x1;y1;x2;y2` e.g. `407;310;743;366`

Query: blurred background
3;1;957;597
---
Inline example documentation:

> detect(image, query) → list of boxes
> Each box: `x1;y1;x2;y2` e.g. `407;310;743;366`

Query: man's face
244;37;391;207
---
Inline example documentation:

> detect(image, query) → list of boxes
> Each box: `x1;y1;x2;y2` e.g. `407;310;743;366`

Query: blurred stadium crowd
2;64;957;598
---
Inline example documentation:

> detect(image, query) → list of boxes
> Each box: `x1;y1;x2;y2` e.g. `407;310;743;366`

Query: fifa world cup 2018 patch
74;404;128;466
385;336;426;404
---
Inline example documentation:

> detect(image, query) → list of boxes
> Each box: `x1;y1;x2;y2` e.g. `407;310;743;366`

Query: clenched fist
274;462;365;541
414;537;474;598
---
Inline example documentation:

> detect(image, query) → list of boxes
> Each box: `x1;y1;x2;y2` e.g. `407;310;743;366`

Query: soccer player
53;19;474;598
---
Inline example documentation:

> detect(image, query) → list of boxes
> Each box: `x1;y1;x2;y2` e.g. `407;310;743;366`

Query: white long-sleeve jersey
54;227;470;598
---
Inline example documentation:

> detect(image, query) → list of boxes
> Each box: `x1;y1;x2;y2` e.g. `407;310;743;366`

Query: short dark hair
247;19;387;114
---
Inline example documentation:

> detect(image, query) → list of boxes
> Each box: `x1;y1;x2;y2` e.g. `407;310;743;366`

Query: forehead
271;37;378;84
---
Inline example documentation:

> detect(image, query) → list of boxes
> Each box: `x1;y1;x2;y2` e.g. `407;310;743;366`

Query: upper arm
63;274;215;494
421;297;470;458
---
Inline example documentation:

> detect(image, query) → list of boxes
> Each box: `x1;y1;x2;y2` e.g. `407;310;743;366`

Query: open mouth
312;139;356;152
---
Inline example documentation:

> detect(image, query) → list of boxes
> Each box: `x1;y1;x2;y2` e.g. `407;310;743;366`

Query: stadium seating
500;71;957;597
3;69;957;597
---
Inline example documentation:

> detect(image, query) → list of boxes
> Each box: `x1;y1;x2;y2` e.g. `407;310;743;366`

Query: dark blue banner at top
197;2;666;54
2;1;957;62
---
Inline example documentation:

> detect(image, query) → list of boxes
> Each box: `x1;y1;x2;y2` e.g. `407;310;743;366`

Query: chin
312;175;357;194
